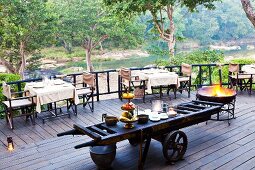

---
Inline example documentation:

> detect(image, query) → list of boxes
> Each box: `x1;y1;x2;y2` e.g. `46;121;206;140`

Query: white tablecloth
135;69;179;94
242;65;255;74
25;80;79;113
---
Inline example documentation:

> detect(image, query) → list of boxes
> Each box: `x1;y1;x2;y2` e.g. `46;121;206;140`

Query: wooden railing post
95;72;99;101
17;82;22;97
209;66;212;85
117;72;121;99
107;72;110;93
199;65;202;88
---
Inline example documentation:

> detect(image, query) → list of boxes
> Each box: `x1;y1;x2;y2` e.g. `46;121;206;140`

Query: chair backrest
120;68;131;81
181;63;192;76
83;73;95;87
229;63;239;73
2;82;11;99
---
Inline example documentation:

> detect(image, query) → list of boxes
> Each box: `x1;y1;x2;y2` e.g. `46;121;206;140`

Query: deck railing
0;63;249;111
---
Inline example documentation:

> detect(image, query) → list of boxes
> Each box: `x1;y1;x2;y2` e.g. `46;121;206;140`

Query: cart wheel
162;130;188;162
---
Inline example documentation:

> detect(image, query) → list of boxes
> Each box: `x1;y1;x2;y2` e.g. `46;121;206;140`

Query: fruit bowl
119;116;138;129
121;106;135;111
122;93;134;99
121;103;135;111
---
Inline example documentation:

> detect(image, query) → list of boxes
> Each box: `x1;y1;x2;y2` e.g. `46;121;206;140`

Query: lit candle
7;137;14;151
152;100;162;112
167;107;177;117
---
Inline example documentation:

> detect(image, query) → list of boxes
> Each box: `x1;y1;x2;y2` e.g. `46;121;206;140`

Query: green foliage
104;0;218;16
228;58;255;64
26;53;44;71
171;50;224;65
150;49;224;66
51;0;144;52
0;73;21;118
183;0;255;45
0;73;21;84
0;0;56;74
104;0;219;58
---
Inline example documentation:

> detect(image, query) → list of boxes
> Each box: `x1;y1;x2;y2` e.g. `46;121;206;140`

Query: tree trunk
18;41;26;78
241;0;255;28
99;42;103;52
166;5;175;57
84;38;94;72
63;40;73;54
0;58;16;73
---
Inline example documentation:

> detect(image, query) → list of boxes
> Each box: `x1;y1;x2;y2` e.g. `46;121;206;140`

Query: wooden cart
57;100;222;169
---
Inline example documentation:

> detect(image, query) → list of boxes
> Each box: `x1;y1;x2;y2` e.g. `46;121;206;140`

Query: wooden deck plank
234;156;255;170
0;92;255;170
199;138;255;170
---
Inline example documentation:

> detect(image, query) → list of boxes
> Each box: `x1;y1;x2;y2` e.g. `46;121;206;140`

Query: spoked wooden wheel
162;130;188;162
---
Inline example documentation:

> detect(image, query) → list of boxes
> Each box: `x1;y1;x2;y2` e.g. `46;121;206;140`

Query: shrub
0;73;21;118
228;58;255;65
153;49;224;67
171;50;224;65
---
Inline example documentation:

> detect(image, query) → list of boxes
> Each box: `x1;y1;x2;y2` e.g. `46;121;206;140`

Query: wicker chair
228;63;253;94
2;82;36;129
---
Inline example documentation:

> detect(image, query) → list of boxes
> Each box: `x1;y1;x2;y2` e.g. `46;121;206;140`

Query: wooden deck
1;92;255;170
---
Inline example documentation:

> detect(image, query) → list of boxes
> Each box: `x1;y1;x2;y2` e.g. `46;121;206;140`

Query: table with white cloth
242;64;255;74
25;79;79;119
134;69;179;94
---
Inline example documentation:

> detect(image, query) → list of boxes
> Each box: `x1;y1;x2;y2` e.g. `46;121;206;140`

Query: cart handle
73;124;102;140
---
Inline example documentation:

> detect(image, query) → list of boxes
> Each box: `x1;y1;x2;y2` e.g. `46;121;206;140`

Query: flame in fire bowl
196;85;236;104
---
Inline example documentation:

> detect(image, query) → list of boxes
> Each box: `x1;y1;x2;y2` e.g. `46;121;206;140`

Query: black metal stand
210;99;236;125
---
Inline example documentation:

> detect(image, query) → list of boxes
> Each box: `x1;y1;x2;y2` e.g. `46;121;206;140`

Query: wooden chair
119;68;146;102
228;63;253;94
178;63;192;98
2;82;36;129
68;73;95;114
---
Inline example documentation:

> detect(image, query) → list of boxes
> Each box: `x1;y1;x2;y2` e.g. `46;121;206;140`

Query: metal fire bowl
196;86;236;104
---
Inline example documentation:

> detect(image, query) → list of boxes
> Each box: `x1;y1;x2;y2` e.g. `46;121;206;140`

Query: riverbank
39;47;255;74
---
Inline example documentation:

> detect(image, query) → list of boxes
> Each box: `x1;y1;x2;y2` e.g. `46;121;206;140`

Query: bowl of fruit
121;102;135;111
119;111;138;129
122;92;135;99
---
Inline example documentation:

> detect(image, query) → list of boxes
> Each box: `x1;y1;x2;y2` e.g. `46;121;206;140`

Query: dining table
24;79;79;119
134;69;179;94
242;64;255;74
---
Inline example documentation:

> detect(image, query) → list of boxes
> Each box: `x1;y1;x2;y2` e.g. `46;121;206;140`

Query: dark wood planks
0;92;255;170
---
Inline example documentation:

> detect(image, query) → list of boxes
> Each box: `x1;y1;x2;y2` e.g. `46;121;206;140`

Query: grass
41;47;85;59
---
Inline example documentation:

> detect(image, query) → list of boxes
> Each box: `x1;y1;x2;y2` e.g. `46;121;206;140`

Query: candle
7;137;14;151
152;100;162;112
167;107;177;117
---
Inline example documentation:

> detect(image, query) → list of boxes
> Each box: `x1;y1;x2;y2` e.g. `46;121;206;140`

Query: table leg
42;102;70;123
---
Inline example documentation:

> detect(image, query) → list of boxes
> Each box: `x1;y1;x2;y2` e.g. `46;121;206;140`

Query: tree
52;0;145;72
241;0;255;28
183;0;254;45
104;0;219;59
0;0;55;77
